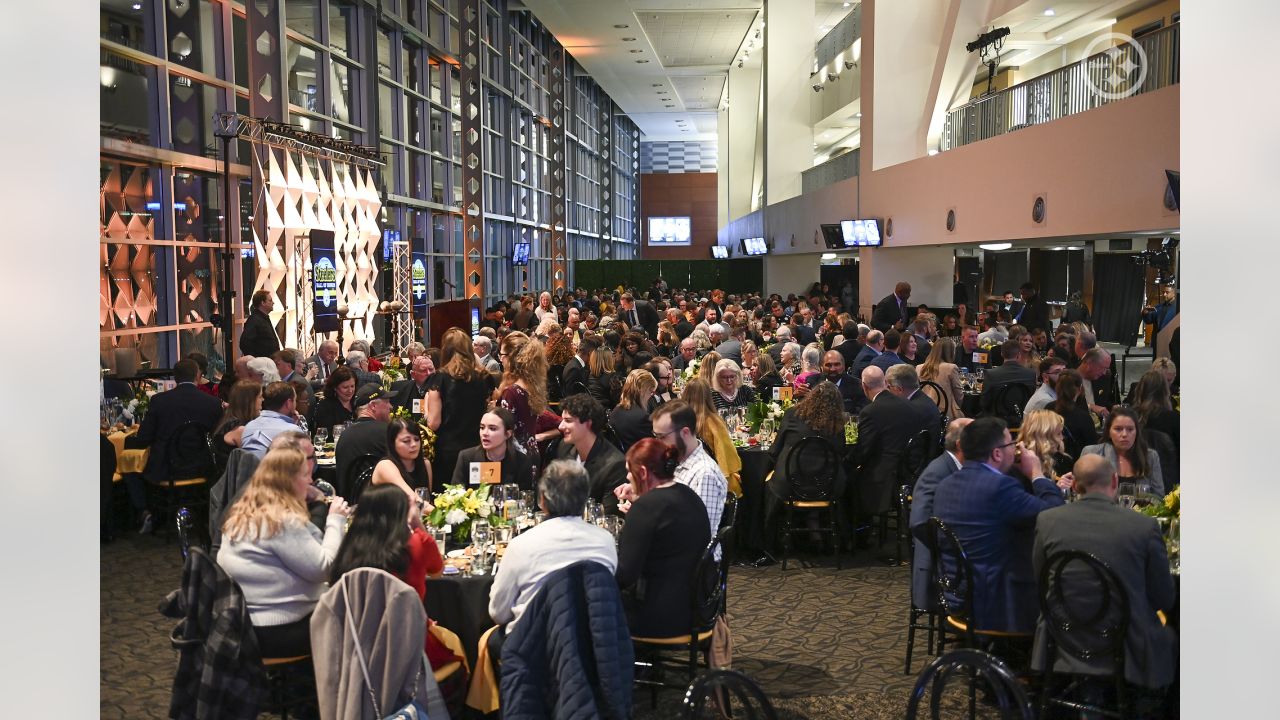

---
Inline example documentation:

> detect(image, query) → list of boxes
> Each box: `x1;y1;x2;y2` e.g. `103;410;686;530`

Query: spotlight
737;60;744;68
966;26;1011;54
844;61;856;70
828;73;839;82
812;84;824;92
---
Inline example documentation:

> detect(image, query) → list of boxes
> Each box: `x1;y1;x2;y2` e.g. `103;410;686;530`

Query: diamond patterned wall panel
100;161;160;333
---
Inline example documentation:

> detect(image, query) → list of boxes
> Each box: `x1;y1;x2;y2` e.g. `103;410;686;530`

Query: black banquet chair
925;518;1032;657
1037;549;1132;719
907;649;1035;720
682;668;777;720
776;435;843;571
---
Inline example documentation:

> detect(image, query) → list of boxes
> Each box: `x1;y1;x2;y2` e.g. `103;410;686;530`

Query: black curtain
1093;254;1145;344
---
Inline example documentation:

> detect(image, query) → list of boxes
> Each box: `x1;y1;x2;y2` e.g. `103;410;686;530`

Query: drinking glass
314;427;329;447
1135;481;1154;508
332;424;344;443
429;525;449;554
1118;482;1137;510
314;480;336;498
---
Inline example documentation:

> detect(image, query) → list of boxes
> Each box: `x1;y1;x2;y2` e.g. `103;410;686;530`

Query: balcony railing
941;23;1179;151
802;149;860;194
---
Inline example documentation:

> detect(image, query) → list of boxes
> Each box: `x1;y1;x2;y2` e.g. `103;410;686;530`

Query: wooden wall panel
640;172;718;260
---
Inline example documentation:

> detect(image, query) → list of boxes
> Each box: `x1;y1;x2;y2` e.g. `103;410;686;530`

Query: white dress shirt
487;516;617;630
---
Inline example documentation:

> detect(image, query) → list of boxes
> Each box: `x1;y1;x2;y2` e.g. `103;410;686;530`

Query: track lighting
812;83;824;92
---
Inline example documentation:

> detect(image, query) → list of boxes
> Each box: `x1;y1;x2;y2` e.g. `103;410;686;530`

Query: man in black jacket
871;281;913;332
1013;282;1051;334
833;321;865;369
618;292;659;340
238;289;281;358
334;384;392;498
392;356;434;418
562;335;598;398
854;366;931;525
806;350;865;413
555;394;627;504
979;339;1038;417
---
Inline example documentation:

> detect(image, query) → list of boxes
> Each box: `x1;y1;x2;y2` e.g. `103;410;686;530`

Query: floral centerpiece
744;397;789;433
1139;486;1179;520
681;355;703;382
844;417;859;445
121;386;155;425
427;484;491;542
380;364;403;383
389;405;436;463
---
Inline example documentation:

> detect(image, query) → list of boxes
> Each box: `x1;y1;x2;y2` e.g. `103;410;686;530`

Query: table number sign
469;462;501;485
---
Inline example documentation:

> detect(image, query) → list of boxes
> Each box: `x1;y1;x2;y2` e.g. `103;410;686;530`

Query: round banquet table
314;459;338;489
105;428;149;475
426;573;496;670
735;446;775;558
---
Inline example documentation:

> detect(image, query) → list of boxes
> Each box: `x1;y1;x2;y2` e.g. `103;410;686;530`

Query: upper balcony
941;23;1179;151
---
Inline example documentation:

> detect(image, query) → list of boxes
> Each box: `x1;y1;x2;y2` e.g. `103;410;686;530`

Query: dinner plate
446;549;466;559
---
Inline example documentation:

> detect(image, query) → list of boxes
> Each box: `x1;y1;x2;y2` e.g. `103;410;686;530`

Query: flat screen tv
647;216;692;246
741;237;769;256
840;219;883;247
512;242;530;266
711;245;729;259
820;224;844;249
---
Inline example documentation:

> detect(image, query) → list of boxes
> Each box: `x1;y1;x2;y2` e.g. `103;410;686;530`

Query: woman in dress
615;439;712;638
711;358;756;412
1049;369;1098;460
451;408;537;490
309;366;358;437
496;332;548;474
214;380;261;461
917;338;965;419
218;446;351;657
425;328;493;491
371;417;432;497
609;369;657;452
1081;406;1164;497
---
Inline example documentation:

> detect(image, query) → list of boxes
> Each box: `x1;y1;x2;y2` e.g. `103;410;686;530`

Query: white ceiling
521;0;859;142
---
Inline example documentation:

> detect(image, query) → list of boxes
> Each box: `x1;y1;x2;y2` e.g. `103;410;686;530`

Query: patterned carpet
103;533;977;719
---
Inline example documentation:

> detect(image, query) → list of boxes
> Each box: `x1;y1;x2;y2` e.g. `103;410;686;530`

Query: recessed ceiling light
855;112;862;118
822;252;837;260
614;24;630;28
843;2;850;6
1055;35;1064;41
1044;8;1055;16
651;84;663;87
629;49;643;53
636;59;649;63
622;37;636;42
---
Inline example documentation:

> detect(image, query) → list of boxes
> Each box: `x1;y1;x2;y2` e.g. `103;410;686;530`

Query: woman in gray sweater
218;446;352;657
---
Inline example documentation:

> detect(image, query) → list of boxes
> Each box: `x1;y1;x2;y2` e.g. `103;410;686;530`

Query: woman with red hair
615;439;712;637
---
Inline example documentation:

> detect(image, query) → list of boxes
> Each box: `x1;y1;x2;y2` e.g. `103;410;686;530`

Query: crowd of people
118;277;1180;712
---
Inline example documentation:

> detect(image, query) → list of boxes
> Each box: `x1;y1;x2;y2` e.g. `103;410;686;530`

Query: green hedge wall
572;258;763;295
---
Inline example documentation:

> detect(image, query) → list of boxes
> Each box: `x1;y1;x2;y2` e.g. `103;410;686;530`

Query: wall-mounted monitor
820;224;844;249
512;242;530;266
647;216;692;246
741;237;769;256
840;219;883;247
711;245;729;259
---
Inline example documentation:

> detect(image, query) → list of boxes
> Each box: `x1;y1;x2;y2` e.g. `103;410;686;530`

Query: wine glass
314;427;329;448
1118;482;1137;510
332;424;344;444
415;487;432;522
1167;518;1180;572
760;418;775;447
314;480;336;498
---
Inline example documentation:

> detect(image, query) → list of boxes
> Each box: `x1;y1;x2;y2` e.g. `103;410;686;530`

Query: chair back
1038;550;1130;672
784;435;840;502
345;453;382;503
719;493;739;533
690;530;728;636
991;383;1034;427
600;421;624;452
919;380;951;418
167;421;215;481
898;428;937;487
906;649;1034;720
925;517;976;642
682;669;777;720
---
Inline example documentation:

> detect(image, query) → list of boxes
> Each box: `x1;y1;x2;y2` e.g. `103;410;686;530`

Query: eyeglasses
652;428;678;440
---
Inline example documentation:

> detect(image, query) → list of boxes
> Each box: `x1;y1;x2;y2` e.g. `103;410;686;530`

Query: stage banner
310;229;340;332
412;251;428;320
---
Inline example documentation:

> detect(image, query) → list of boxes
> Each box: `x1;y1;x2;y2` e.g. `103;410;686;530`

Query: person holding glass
452;408;537;491
711;358;756;413
614;438;711;638
308;365;358;437
1081;406;1164;498
1011;410;1076;494
217;446;352;657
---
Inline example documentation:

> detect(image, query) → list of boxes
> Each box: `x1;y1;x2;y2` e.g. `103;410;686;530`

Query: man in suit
712;325;743;365
854;366;929;527
305;340;341;389
1013;282;1051;334
706;289;729;322
667;308;694;341
870;330;907;372
132;358;223;531
239;289;282;358
618;292;659;340
1001;290;1023;320
344;349;382;389
887;364;943;432
1031;454;1177;690
1078;347;1116;419
909;418;972;610
871;281;913;332
562;334;598;397
910;317;933;365
671;337;699;372
789;309;818;346
806;350;865;413
931;417;1066;633
833;321;864;370
850;329;884;381
979;339;1038;417
393;355;434;418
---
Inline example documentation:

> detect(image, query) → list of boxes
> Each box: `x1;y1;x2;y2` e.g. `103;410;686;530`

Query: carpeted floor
103;533;986;719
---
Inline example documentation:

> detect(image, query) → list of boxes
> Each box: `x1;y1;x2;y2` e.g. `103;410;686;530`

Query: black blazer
1053;404;1099;460
450;441;537;491
623;300;660;340
392;380;430;417
871;293;911;332
833;339;863;370
855;391;932;514
1014;295;1051;334
805;373;866;414
136;384;223;483
555;435;627;502
238;309;281;358
608;404;652;452
978;363;1037;415
561;357;589;399
587;372;622;410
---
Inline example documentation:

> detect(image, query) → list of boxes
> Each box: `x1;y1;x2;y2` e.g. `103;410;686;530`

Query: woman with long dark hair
371;417;432;496
496;332;548;473
1131;369;1179;446
609;369;657;451
309;365;358;435
1082;406;1164;496
214;380;262;459
425;328;493;490
615;439;712;637
451;408;537;490
1049;368;1098;460
917;337;965;418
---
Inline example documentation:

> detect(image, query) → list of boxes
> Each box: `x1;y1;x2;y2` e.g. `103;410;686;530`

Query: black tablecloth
736;447;774;556
314;462;338;489
426;573;495;669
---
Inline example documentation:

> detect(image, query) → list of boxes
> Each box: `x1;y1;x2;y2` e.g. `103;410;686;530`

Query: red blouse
397;527;444;601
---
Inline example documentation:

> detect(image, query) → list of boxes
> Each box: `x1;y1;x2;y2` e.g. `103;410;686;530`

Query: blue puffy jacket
499;561;633;719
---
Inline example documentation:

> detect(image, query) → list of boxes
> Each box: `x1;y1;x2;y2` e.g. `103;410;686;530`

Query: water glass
1118;482;1137;510
314;480;336;498
332;425;345;443
760;418;775;446
315;427;329;446
429;525;449;554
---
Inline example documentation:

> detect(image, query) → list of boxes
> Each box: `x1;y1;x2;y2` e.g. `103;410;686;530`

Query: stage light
979;243;1013;251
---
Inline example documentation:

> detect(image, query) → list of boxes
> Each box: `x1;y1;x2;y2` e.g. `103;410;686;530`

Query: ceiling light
636;59;649;63
614;24;630;28
651;84;663;87
132;2;143;8
855;112;862;118
629;49;643;53
844;2;851;6
980;243;1013;251
1055;35;1064;41
622;37;636;41
1050;246;1066;251
821;253;837;260
1044;8;1055;16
